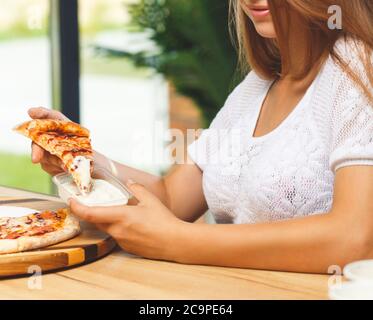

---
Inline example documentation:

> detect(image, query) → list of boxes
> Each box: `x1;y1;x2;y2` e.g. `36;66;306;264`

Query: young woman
29;0;373;273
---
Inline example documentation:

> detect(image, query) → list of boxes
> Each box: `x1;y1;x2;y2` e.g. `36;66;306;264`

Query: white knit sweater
188;38;373;224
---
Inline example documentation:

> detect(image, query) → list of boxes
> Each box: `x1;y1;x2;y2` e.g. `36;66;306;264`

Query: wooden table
0;186;330;300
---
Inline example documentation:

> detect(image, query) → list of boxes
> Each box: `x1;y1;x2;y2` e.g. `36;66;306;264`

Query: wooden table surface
0;186;330;300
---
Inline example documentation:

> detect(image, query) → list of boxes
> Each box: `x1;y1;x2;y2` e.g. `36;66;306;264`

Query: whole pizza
0;208;80;254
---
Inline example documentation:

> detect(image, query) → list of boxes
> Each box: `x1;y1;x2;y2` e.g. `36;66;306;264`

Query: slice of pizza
14;119;93;194
0;208;80;254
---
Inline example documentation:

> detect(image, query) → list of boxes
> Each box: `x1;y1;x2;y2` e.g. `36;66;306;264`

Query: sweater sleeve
329;56;373;172
187;72;252;171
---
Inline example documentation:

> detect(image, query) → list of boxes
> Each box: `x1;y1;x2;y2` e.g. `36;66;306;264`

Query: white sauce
72;156;92;194
64;178;129;206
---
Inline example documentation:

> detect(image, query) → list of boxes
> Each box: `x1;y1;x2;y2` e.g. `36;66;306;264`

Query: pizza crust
0;211;80;255
14;119;90;137
0;240;18;255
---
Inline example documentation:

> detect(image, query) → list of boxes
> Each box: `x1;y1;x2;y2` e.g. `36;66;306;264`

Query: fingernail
127;179;136;186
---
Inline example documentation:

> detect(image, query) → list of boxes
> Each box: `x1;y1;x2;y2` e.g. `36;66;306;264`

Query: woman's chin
254;24;277;39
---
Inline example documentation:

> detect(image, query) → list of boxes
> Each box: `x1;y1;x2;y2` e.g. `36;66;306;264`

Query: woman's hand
69;180;186;261
28;107;69;175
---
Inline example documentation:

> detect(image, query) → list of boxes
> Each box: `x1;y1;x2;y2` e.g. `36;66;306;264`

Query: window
0;0;50;193
79;0;169;175
0;0;170;194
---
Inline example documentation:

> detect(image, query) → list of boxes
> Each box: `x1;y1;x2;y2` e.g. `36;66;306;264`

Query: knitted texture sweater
188;38;373;224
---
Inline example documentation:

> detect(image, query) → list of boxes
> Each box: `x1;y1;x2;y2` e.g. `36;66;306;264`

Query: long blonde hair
229;0;373;101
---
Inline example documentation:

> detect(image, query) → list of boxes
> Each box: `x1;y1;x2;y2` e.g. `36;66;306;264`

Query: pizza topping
27;225;56;236
0;218;9;226
25;217;33;224
37;211;55;219
5;232;22;240
14;119;94;196
0;209;68;240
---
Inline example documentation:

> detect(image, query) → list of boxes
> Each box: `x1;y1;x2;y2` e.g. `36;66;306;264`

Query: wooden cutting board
0;197;116;277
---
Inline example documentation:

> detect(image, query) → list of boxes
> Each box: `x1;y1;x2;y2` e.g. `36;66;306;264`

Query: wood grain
0;197;116;277
0;186;330;299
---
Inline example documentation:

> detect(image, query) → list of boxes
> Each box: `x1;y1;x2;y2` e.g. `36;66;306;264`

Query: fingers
42;152;63;169
95;223;111;233
40;162;65;176
32;142;65;174
31;142;44;163
126;180;159;205
69;199;132;224
32;143;63;168
28;107;69;121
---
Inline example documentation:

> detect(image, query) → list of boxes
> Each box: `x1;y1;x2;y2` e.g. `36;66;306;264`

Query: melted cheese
72;156;92;194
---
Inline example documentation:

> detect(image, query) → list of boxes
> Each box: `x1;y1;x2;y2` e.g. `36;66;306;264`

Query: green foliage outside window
127;0;242;126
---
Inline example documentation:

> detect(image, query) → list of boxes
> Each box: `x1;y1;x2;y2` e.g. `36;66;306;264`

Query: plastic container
53;166;133;207
344;260;373;283
329;281;373;300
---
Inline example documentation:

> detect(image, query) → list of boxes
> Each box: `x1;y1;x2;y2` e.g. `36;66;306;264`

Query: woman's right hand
28;107;69;176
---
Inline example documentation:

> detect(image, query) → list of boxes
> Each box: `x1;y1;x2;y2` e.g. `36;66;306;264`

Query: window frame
50;0;80;123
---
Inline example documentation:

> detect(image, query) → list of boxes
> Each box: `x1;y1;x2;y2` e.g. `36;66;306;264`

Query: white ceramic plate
344;260;373;282
0;206;39;218
329;281;373;300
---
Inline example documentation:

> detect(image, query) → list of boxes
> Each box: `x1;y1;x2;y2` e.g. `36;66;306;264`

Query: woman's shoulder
320;36;372;101
228;71;268;105
327;37;373;171
333;36;369;59
208;70;269;129
310;37;373;149
330;36;372;78
230;70;269;96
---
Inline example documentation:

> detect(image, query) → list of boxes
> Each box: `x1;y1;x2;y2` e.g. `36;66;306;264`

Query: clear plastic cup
52;166;133;207
344;260;373;283
329;281;373;300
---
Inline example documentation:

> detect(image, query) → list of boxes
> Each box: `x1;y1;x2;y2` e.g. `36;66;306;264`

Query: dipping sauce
63;178;129;206
71;156;92;195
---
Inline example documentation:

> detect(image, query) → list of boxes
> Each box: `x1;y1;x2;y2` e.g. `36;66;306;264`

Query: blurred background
0;0;239;194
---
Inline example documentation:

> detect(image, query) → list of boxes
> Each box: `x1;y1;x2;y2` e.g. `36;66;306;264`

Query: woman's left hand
69;180;185;261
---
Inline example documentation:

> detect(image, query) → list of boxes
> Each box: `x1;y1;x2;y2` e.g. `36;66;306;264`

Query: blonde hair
229;0;373;101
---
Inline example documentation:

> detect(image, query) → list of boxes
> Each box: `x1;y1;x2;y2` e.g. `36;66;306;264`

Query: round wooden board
0;197;116;277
